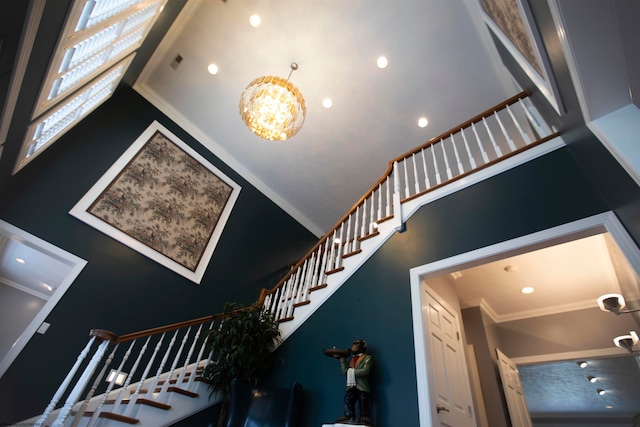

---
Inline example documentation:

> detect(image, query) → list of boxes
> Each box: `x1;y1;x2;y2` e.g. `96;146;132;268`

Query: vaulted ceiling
1;0;639;421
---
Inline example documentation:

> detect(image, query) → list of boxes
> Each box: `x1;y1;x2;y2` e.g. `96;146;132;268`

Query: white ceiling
135;0;516;236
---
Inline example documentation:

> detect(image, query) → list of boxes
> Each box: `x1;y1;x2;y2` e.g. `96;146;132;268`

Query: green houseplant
201;302;282;426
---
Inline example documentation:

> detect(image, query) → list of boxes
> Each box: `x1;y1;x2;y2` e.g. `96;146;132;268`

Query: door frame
409;211;640;426
0;220;87;378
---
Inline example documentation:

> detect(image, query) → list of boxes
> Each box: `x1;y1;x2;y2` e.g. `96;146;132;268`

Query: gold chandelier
239;62;306;141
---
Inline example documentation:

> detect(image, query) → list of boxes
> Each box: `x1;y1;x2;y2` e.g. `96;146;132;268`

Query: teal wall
0;87;317;424
181;145;619;426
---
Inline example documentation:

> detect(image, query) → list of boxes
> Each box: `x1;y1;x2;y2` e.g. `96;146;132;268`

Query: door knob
436;404;450;414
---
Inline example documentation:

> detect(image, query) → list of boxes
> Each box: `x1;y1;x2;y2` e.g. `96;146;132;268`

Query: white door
496;348;532;427
422;287;475;427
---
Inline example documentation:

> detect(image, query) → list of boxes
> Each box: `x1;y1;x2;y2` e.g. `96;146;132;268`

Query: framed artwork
70;121;241;283
478;0;564;114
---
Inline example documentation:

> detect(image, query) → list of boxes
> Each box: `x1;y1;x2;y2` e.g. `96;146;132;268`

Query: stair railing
33;89;559;427
34;313;240;427
258;89;559;322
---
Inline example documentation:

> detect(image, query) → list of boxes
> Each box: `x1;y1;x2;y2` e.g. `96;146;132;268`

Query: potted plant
201;302;282;426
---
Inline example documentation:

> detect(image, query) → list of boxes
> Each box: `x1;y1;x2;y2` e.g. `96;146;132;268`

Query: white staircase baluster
495;110;516;152
412;153;420;195
147;330;178;399
328;229;337;271
176;324;202;388
360;200;368;237
506;104;531;145
345;214;353;254
440;138;453;180
420;148;431;190
471;122;490;164
36;337;97;427
460;128;476;169
369;194;375;234
294;258;310;305
385;178;391;218
187;321;216;392
482;116;502;157
52;340;111;427
125;333;166;416
112;336;150;413
71;343;119;427
450;133;464;175
300;255;314;302
377;184;383;221
147;330;179;399
88;340;136;427
160;327;192;401
312;246;323;287
352;206;360;252
319;238;331;284
431;145;441;185
336;222;345;268
402;158;410;198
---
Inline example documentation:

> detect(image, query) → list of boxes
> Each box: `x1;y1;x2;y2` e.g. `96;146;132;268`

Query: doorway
410;212;640;425
0;220;87;378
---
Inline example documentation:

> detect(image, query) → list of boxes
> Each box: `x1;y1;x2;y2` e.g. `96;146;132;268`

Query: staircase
23;90;563;427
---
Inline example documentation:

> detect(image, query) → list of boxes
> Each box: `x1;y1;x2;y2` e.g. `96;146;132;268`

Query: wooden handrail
257;89;533;301
88;305;265;344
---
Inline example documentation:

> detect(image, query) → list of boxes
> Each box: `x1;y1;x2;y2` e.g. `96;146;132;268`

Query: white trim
511;346;630;366
410;211;640;425
69;120;241;284
0;220;87;379
0;0;46;146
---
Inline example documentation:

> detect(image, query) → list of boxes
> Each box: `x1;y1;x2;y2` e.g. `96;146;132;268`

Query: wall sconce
597;293;640;315
613;331;639;353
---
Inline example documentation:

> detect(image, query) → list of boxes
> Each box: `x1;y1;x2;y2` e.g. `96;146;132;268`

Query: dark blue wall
255;147;610;427
0;86;317;424
178;134;640;427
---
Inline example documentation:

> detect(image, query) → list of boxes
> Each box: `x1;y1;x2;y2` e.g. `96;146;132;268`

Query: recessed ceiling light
249;14;261;28
605;405;613;409
597;388;606;396
322;98;333;109
15;258;26;264
587;376;597;383
521;286;535;294
207;63;219;75
377;56;388;69
577;361;588;368
418;117;428;128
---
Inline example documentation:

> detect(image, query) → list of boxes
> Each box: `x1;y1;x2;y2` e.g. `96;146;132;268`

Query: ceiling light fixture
597;293;640;315
377;56;388;69
587;376;597;383
418;117;429;128
613;331;639;353
16;258;26;264
239;62;306;141
521;286;535;294
597;388;606;396
577;361;588;368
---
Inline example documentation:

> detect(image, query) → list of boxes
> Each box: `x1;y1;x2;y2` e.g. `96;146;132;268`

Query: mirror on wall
0;220;87;378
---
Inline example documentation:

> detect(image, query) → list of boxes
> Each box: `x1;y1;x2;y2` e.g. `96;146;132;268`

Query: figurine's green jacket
340;354;373;393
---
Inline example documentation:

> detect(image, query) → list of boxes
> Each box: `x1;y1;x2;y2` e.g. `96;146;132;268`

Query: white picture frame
70;121;241;283
478;0;564;115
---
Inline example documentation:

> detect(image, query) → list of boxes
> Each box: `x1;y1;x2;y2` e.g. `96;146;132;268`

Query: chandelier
239;62;306;141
